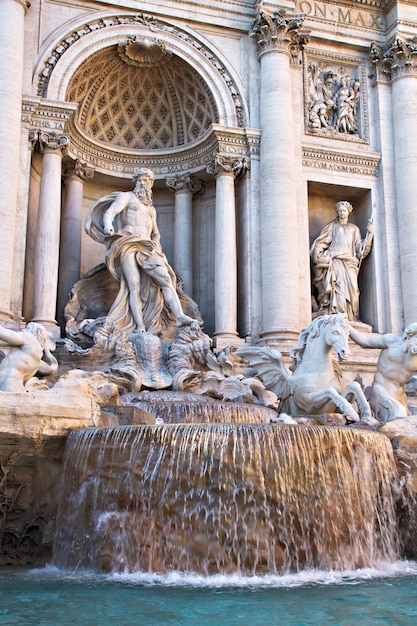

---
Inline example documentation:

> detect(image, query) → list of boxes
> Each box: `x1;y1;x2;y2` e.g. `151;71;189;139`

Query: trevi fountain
1;0;417;623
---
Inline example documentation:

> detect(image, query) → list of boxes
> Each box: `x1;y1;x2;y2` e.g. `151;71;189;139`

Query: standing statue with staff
310;201;374;320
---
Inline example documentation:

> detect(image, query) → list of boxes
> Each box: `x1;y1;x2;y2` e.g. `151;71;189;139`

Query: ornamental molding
251;5;310;63
66;122;252;179
35;12;245;128
302;146;380;175
370;35;417;82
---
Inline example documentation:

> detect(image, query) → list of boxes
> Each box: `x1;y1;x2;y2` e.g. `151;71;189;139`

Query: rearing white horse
237;314;377;425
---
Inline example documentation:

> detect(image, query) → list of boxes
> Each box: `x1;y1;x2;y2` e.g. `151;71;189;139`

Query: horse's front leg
342;381;378;426
298;386;360;422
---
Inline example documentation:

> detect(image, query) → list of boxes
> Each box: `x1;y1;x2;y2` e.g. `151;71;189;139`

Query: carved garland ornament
37;13;244;127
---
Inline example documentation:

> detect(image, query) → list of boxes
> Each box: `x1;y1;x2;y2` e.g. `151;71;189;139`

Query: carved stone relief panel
304;51;368;143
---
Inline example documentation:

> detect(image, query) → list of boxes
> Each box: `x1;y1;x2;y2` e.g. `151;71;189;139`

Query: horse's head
323;314;350;361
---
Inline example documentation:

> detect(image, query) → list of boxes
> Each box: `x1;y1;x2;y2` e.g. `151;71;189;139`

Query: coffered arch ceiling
66;40;219;152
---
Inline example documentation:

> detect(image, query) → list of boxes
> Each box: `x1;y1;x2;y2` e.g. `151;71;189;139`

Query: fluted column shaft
0;0;30;321
252;7;308;343
58;160;94;326
32;133;68;336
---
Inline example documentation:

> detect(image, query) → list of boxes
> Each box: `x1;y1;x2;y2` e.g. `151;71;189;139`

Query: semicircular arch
34;12;248;130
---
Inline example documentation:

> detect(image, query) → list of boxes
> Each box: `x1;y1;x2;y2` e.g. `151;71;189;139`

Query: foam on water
27;560;417;589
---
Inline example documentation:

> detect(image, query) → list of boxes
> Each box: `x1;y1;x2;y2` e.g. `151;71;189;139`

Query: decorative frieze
304;52;368;141
251;6;310;64
22;98;77;133
302;147;380;176
295;0;384;32
370;35;417;82
66;120;252;179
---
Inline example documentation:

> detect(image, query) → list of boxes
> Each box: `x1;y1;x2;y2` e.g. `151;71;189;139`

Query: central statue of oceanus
237;314;377;425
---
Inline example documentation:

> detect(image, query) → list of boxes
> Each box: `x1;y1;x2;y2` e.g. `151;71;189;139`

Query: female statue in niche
310;201;374;320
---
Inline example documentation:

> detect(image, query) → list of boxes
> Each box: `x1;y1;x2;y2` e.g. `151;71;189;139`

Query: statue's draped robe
311;219;371;320
85;193;178;334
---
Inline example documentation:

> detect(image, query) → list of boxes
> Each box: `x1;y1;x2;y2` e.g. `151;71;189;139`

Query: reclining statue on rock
237;314;377;425
0;323;58;392
349;323;417;421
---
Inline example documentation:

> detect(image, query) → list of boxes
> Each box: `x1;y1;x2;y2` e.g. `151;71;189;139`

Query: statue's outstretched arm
349;325;392;349
0;327;25;347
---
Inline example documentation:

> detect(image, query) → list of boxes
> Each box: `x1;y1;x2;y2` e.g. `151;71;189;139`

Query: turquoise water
1;564;417;625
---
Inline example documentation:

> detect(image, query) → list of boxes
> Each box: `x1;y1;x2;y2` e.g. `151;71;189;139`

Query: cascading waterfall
53;423;400;575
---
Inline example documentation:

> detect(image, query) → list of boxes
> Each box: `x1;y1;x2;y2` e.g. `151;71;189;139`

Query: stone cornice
251;5;310;60
370;35;417;81
66;121;253;179
302;146;380;175
22;97;78;133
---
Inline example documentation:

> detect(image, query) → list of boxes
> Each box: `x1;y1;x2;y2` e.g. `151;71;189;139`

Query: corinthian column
251;6;309;344
57;159;94;328
166;173;203;297
32;132;69;337
208;155;248;345
371;37;417;326
0;0;30;322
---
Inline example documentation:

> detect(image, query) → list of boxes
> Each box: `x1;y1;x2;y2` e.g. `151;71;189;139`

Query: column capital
207;154;250;178
251;5;309;61
38;131;69;154
165;173;204;196
63;158;94;182
370;35;417;82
